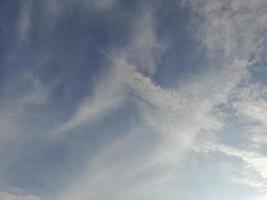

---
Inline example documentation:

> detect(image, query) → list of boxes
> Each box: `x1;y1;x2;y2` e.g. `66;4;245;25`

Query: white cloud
15;0;120;41
55;124;187;200
53;7;256;200
0;73;49;143
121;8;163;75
55;63;130;133
50;1;267;199
181;0;267;198
235;84;267;124
183;0;267;60
9;0;267;199
89;0;119;10
0;192;41;200
38;0;119;30
200;142;267;195
233;83;267;146
17;0;33;43
55;6;162;133
0;73;51;191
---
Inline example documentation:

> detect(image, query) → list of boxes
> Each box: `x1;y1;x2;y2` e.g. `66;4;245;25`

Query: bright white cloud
200;142;267;195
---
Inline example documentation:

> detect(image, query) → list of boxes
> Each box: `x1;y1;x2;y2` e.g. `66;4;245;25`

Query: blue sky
0;0;267;200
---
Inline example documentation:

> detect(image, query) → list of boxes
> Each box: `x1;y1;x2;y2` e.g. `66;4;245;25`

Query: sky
0;0;267;200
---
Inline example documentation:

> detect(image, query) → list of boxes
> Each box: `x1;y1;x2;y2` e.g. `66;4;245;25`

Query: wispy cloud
54;6;161;133
0;192;42;200
17;0;33;43
52;1;266;199
0;72;49;143
199;142;267;195
233;83;267;146
182;0;267;197
55;63;130;133
1;0;267;199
